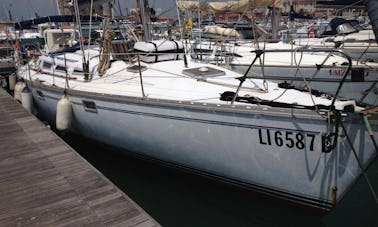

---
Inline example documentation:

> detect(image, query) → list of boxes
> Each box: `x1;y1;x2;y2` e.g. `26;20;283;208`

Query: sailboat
178;1;378;106
291;17;378;62
15;0;378;212
191;39;378;106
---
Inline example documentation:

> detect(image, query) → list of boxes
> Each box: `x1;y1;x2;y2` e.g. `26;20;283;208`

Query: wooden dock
0;89;160;226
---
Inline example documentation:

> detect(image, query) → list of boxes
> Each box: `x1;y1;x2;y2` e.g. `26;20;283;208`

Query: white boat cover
177;0;283;12
203;25;241;38
134;40;184;63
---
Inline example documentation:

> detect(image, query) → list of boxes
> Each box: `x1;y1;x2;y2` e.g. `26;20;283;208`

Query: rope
340;121;378;204
98;27;115;77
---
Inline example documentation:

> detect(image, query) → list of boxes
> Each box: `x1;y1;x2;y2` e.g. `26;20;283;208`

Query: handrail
232;47;353;111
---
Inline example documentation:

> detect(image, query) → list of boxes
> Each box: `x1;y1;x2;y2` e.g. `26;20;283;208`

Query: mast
137;0;152;41
271;2;280;40
8;10;13;21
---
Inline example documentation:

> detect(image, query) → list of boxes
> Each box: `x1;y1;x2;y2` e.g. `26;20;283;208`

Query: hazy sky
0;0;180;21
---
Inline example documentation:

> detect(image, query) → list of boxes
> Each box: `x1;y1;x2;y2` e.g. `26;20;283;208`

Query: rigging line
257;45;268;92
359;81;378;104
50;54;56;86
175;0;183;39
184;97;222;102
226;2;249;42
232;50;263;104
148;66;262;91
73;0;87;63
292;48;328;118
197;78;264;92
299;61;326;116
362;115;378;154
270;48;306;102
340;121;378;204
117;0;123;17
148;66;191;78
86;0;94;65
64;53;70;91
330;51;352;108
355;42;371;63
136;54;146;97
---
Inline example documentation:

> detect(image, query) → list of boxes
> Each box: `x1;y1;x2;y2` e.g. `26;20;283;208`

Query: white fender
14;81;26;102
8;74;16;90
21;86;33;112
56;96;73;131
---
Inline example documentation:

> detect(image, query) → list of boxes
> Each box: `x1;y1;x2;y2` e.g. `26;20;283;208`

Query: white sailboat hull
30;84;378;211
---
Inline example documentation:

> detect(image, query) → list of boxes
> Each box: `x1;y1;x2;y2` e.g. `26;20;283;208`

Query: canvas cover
177;0;283;12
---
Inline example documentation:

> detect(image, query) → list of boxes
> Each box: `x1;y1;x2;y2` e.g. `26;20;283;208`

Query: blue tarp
14;15;107;30
49;42;81;56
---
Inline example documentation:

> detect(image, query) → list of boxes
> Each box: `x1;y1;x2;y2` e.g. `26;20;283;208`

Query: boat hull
31;83;378;211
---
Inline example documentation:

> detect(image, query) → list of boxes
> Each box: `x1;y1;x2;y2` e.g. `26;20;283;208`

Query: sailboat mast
138;0;152;41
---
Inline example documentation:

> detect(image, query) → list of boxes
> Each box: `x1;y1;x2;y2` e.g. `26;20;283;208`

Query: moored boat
190;39;378;106
15;23;378;212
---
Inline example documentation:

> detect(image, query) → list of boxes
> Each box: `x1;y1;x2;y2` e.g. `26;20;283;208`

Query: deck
0;89;160;226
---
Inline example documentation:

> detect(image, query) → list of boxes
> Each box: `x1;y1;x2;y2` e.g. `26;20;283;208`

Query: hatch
182;66;225;79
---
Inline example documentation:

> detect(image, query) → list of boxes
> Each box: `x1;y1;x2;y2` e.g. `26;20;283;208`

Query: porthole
82;100;97;113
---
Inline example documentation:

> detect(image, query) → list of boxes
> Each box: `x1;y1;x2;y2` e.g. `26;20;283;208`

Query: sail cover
177;0;283;12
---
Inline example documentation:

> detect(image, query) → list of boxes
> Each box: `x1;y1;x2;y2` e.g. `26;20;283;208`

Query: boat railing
232;48;353;111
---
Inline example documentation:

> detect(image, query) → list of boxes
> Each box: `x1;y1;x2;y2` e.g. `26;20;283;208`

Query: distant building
57;0;114;16
282;0;366;19
282;0;317;15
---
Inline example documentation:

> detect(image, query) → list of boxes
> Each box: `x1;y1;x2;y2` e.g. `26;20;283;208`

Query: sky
0;0;180;21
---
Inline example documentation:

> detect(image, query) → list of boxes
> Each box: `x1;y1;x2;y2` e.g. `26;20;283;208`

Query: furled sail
177;0;283;13
364;0;378;44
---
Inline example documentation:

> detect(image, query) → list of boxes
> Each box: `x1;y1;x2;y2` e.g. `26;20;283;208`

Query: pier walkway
0;89;160;226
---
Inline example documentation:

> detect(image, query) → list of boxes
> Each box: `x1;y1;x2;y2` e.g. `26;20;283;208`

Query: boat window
56;65;66;72
56;56;78;63
336;23;357;34
52;32;73;45
325;38;334;42
0;47;13;57
36;90;44;97
73;69;84;74
82;100;97;113
36;90;45;100
345;38;356;42
42;61;53;69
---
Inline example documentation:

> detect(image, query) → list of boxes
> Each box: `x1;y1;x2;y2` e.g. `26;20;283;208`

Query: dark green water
60;133;378;227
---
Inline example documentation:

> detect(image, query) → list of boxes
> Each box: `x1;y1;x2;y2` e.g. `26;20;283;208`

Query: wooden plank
0;89;160;226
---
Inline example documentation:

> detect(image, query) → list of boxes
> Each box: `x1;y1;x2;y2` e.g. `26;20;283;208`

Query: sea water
61;132;378;227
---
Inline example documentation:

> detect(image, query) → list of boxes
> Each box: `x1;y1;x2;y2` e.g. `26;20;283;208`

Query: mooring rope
98;28;115;77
